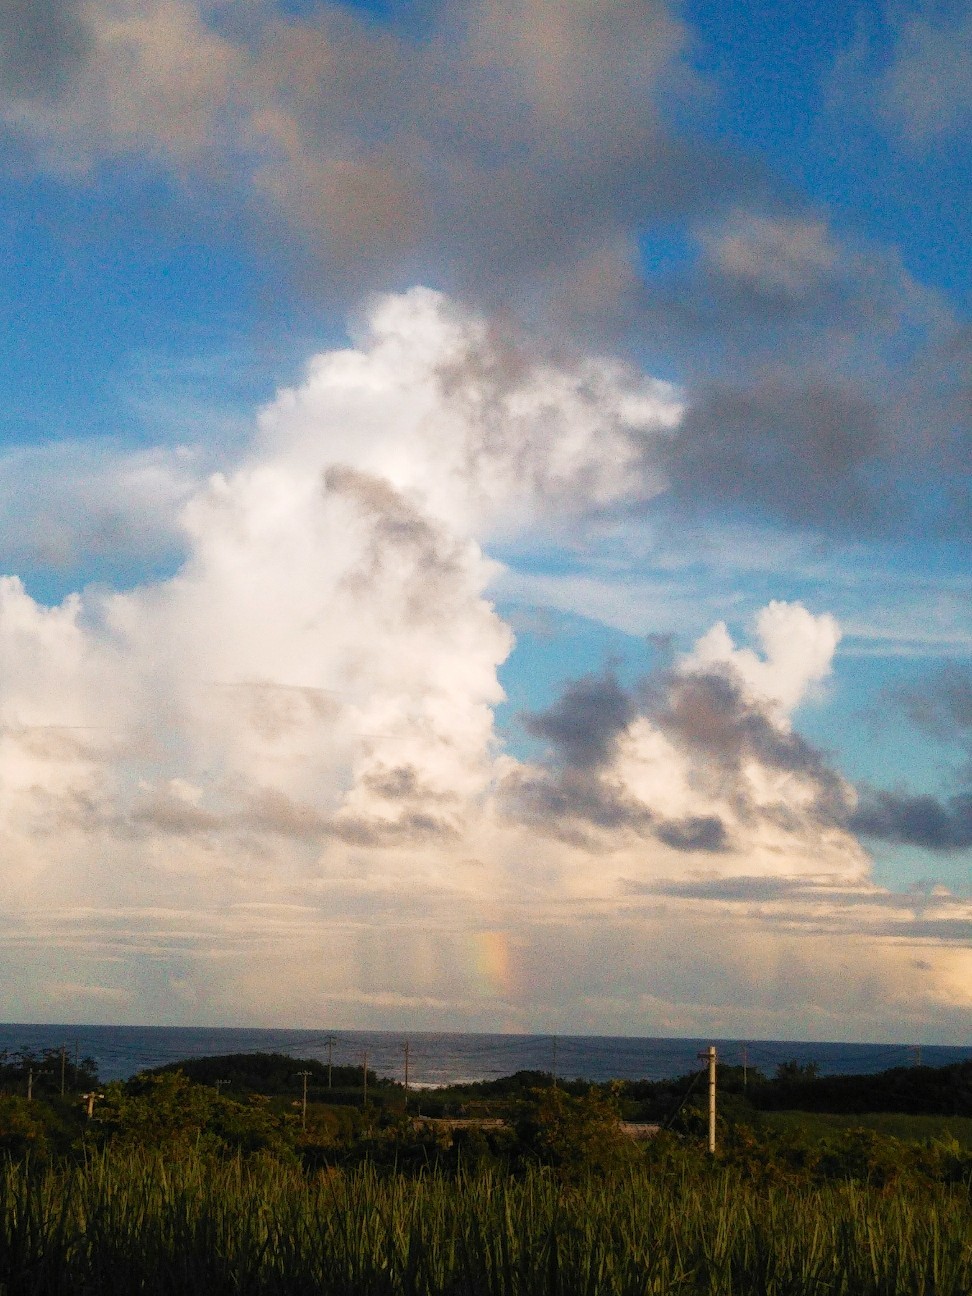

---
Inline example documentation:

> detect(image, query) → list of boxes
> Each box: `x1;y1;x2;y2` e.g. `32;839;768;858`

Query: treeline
738;1059;972;1116
3;1048;971;1121
150;1051;385;1103
617;1058;972;1121
320;1057;972;1123
2;1060;972;1188
0;1048;98;1097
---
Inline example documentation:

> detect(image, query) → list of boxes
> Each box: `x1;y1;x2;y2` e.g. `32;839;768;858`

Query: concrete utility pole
362;1052;368;1108
60;1045;67;1098
27;1067;33;1102
325;1035;336;1089
698;1046;717;1154
297;1070;311;1130
741;1043;748;1091
82;1092;103;1118
402;1041;410;1112
551;1036;558;1088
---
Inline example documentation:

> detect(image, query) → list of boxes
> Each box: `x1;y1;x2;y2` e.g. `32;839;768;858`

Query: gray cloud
524;671;634;769
697;214;839;302
113;780;461;848
246;0;753;312
628;875;815;903
331;809;460;847
627;874;958;909
2;0;966;551
637;203;972;541
655;670;852;822
512;670;678;847
663;377;887;530
0;0;89;98
851;664;972;853
878;5;972;144
624;875;801;902
508;660;851;853
615;874;972;956
901;664;972;743
0;0;967;555
240;788;327;841
655;815;728;852
890;917;972;943
851;789;972;852
361;763;459;806
131;794;223;837
0;0;753;319
324;463;470;623
504;765;655;845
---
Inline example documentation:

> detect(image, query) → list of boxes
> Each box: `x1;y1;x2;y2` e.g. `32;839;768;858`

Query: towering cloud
0;289;680;897
0;289;967;1035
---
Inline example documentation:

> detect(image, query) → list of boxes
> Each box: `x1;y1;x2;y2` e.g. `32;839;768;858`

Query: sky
0;0;970;1041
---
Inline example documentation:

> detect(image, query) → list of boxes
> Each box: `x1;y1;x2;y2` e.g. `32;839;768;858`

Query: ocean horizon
1;1024;968;1087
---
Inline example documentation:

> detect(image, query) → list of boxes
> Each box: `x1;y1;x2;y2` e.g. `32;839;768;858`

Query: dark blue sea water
0;1025;967;1086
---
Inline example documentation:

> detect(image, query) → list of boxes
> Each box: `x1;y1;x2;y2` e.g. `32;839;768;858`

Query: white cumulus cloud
681;600;841;720
0;288;966;1036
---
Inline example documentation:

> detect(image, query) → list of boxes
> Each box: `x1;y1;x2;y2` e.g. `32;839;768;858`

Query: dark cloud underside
511;663;851;853
0;0;88;98
851;790;972;852
854;664;972;853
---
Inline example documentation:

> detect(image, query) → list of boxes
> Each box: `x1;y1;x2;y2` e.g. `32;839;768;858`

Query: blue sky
0;0;969;1037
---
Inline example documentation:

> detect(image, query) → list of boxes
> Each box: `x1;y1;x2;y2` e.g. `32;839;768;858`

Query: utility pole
741;1043;748;1091
362;1052;368;1108
60;1045;67;1098
402;1041;410;1112
698;1046;717;1154
27;1066;33;1102
551;1035;558;1088
325;1035;336;1089
214;1079;228;1096
82;1091;103;1119
708;1046;717;1154
297;1070;311;1130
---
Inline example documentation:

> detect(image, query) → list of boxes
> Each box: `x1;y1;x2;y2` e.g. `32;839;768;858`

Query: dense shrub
93;1071;295;1159
0;1096;52;1161
513;1085;638;1180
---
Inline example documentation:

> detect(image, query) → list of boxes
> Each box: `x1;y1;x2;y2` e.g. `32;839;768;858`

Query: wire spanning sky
0;0;969;1039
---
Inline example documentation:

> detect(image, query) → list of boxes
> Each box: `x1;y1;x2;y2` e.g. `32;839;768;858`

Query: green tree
513;1085;636;1180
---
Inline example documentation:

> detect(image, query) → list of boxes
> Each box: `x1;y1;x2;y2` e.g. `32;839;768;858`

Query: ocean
0;1024;967;1086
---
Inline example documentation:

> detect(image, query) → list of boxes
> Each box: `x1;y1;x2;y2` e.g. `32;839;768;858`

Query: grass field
1;1147;971;1295
3;1056;972;1294
759;1109;972;1147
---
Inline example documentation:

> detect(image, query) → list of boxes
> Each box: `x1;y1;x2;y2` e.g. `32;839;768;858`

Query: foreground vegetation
2;1147;971;1295
1;1050;971;1294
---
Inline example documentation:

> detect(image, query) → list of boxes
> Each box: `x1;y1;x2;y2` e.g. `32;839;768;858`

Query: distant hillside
147;1051;388;1100
137;1052;972;1120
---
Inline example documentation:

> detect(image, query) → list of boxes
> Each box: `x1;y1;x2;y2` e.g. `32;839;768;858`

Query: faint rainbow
470;930;515;998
